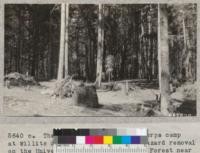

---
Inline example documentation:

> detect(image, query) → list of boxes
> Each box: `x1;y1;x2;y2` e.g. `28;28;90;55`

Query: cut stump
72;85;99;108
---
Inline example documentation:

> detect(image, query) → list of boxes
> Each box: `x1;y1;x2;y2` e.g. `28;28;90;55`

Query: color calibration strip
53;128;148;145
53;128;147;136
53;135;148;144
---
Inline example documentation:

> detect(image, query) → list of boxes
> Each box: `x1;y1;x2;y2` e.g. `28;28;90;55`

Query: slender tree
159;4;170;115
96;4;104;87
17;7;23;73
57;4;66;80
64;3;69;78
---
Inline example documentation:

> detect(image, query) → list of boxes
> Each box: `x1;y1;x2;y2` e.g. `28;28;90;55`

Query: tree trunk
75;28;80;77
16;7;23;73
64;3;69;78
31;7;39;79
183;15;187;51
182;14;192;81
158;4;170;115
96;4;104;87
85;43;89;81
57;3;66;80
182;15;186;80
138;10;144;79
120;45;126;79
48;13;53;79
148;14;152;81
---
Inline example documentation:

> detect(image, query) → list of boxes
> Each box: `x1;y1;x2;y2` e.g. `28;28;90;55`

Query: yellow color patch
103;136;113;144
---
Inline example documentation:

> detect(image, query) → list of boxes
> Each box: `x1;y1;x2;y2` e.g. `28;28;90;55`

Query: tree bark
158;4;170;115
16;7;23;73
182;14;186;80
57;3;66;80
96;4;104;87
31;6;39;79
64;3;69;78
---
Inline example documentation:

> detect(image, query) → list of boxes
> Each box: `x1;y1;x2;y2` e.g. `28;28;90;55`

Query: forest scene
3;4;197;116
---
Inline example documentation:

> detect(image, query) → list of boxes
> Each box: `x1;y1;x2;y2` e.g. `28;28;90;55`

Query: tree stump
72;85;99;108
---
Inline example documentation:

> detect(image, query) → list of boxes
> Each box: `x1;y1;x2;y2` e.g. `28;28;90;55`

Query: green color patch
113;136;122;144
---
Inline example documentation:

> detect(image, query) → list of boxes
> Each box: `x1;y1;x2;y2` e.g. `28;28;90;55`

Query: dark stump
72;85;99;108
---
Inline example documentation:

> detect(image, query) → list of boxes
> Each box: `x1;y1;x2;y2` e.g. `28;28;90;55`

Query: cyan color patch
121;136;131;144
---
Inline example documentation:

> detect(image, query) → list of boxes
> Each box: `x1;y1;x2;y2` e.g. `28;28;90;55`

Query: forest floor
3;80;161;116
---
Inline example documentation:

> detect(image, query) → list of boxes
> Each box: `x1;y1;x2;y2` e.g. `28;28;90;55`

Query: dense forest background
4;4;196;83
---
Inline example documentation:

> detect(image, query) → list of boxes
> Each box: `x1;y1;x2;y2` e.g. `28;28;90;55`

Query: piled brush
52;76;77;98
52;75;100;108
4;72;39;87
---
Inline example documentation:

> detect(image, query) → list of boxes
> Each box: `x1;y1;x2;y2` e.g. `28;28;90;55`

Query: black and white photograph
3;3;197;116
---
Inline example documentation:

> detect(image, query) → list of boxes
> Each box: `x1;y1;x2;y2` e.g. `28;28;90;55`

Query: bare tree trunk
57;3;66;80
138;10;144;79
148;13;152;80
182;14;192;81
182;14;186;80
17;7;23;73
183;15;187;50
31;7;39;79
158;4;170;115
64;3;69;78
48;13;53;79
96;4;104;87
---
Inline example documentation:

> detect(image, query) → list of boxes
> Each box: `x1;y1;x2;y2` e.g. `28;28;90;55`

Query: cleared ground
3;80;160;116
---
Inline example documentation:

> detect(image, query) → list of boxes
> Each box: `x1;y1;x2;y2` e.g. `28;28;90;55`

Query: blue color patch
131;136;140;144
121;136;131;144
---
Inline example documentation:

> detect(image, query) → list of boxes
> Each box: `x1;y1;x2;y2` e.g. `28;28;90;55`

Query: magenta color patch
85;136;93;144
